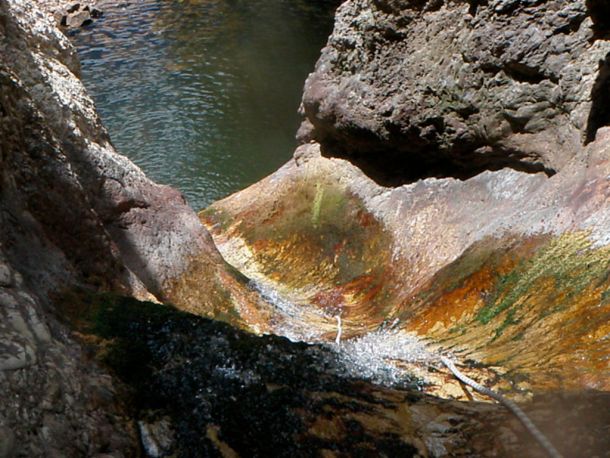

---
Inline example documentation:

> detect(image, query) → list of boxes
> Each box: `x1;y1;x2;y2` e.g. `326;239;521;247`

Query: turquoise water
73;0;337;210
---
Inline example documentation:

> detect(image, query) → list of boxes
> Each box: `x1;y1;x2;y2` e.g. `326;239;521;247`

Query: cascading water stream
248;275;437;388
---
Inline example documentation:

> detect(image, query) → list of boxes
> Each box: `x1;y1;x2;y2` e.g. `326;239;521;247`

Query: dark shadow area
586;0;610;39
467;0;487;17
504;61;556;84
586;52;610;144
319;143;555;188
513;391;610;458
60;293;426;457
58;292;610;458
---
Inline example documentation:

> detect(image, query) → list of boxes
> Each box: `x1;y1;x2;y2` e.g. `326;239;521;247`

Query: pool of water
72;0;337;210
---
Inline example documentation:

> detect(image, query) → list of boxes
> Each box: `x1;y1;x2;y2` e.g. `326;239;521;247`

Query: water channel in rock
72;0;337;210
69;0;436;387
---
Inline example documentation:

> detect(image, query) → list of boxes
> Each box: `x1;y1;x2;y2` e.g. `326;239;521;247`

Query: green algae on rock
406;232;610;392
200;145;399;340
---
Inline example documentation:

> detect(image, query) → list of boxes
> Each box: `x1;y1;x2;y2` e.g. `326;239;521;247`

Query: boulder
299;0;610;182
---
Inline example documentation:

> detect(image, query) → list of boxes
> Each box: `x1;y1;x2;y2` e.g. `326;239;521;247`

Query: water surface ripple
73;0;337;209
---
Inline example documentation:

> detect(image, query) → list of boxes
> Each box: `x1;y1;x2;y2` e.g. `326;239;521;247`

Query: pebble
138;416;174;458
0;264;12;287
60;3;102;29
65;9;91;28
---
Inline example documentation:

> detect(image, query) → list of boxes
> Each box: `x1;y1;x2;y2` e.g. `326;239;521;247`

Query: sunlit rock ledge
184;0;610;401
196;137;610;393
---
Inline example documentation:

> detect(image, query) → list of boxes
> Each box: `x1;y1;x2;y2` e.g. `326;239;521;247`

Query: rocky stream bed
1;0;610;457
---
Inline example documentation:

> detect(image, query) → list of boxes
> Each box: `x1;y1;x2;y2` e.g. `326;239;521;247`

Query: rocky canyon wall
299;0;610;181
2;0;610;456
0;0;246;454
0;2;513;455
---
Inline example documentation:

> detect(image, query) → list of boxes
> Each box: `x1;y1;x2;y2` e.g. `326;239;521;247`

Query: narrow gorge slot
3;0;610;456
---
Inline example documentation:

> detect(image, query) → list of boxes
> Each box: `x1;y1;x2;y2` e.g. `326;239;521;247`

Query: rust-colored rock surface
195;133;610;454
203;136;610;392
191;0;610;403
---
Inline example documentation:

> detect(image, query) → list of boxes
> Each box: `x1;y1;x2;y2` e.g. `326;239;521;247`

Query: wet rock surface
59;293;539;457
204;138;610;392
2;0;610;455
197;0;610;401
299;0;610;183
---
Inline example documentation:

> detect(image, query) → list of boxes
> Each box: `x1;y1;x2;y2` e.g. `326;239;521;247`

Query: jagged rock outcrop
298;0;610;183
0;0;247;454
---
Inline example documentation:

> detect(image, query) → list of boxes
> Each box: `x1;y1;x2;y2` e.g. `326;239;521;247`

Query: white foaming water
251;277;436;386
333;328;436;387
248;279;331;342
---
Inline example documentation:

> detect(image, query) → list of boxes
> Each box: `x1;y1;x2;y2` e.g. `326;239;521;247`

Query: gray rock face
38;0;103;28
299;0;610;183
0;253;136;456
0;0;223;454
0;425;16;458
1;0;214;301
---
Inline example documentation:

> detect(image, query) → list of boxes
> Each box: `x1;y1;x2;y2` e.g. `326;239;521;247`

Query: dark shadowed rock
58;293;608;458
0;425;15;458
586;0;610;31
65;293;563;458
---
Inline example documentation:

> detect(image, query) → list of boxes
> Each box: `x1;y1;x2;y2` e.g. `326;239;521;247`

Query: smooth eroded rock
201;139;610;392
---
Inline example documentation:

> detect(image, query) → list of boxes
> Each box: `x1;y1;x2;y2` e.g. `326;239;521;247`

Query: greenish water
73;0;337;210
